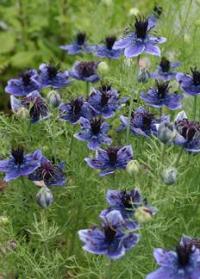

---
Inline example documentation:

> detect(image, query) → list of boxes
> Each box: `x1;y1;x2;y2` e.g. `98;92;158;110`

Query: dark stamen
77;62;96;77
71;98;84;115
106;147;119;165
153;5;163;18
156;81;169;99
104;226;116;243
105;36;116;50
135;17;148;39
191;67;200;86
21;72;32;86
121;191;133;208
160;57;170;72
47;65;58;79
176;244;192;267
11;147;24;165
176;119;200;142
76;32;86;45
90;118;102;135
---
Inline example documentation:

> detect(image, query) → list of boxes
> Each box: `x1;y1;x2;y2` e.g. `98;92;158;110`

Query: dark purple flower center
121;191;134;208
135;17;148;39
26;97;48;122
153;5;163;18
12;147;24;165
77;62;96;77
47;65;58;79
191;68;200;86
21;72;32;86
132;110;153;130
160;57;170;72
71;98;84;115
106;147;119;165
105;36;116;50
90;118;102;135
104;226;116;243
156;81;169;99
76;32;86;45
176;119;200;142
41;161;56;180
176;239;200;267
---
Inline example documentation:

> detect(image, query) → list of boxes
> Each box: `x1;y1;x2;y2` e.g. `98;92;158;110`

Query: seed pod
162;167;177;185
36;186;54;208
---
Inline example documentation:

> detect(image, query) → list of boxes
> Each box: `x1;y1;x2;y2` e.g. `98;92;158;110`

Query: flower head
85;145;133;176
69;61;100;82
88;85;127;118
78;210;139;260
151;57;180;81
146;236;200;279
176;67;200;95
0;148;42;182
74;117;112;150
113;17;166;58
59;97;94;124
28;155;66;187
95;36;122;59
60;32;95;55
36;64;71;89
141;81;183;110
5;69;40;96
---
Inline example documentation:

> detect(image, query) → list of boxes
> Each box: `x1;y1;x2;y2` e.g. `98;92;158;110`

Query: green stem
193;95;197;120
174;148;184;167
126;89;134;144
105;260;112;279
86;82;90;98
68;127;75;157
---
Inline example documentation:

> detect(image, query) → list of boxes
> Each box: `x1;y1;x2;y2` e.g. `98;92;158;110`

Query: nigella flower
59;97;93;124
36;64;71;89
60;32;95;55
28;155;66;187
0;147;42;182
5;69;40;96
118;106;159;137
85;145;133;176
176;67;200;95
174;111;200;153
95;36;122;59
69;61;100;82
74;117;112;150
78;210;140;260
10;91;49;123
151;57;180;81
146;236;200;279
113;17;166;58
141;81;183;110
88;85;127;118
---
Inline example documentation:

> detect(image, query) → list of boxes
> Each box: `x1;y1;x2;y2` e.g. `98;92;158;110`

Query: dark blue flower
95;36;122;59
5;69;40;97
141;81;183;110
146;236;200;279
59;97;93;124
78;210;139;260
176;68;200;95
69;61;100;83
85;145;133;176
88;85;127;118
60;32;95;55
113;17;166;58
0;148;42;182
36;64;71;89
28;155;66;187
74;117;112;150
151;57;180;81
118;106;159;137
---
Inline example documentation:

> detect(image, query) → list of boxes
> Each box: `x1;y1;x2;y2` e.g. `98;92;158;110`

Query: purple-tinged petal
124;43;145;58
4;169;20;182
123;233;140;250
148;36;167;44
113;34;135;50
153;248;177;267
146;267;173;279
0;159;10;171
145;43;161;56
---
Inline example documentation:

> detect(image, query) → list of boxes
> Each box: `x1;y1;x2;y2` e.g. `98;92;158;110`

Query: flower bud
158;122;176;144
0;216;9;225
97;62;109;76
137;68;150;83
16;107;29;119
128;8;140;16
36;187;54;208
126;160;140;175
162;167;177;185
183;34;191;44
47;90;61;107
135;206;154;223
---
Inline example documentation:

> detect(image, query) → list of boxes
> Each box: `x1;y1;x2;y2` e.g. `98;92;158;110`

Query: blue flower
74;117;112;150
69;61;100;83
95;36;122;59
0;148;42;182
118;106;159;137
60;32;95;55
78;210;139;260
5;69;40;96
28;155;66;187
85;145;133;176
146;236;200;279
151;57;180;81
141;81;183;110
59;97;93;124
113;17;166;58
176;68;200;95
36;64;71;89
88;85;127;118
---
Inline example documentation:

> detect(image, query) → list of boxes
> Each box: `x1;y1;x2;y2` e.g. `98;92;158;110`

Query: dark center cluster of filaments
156;81;169;99
29;97;48;121
191;68;200;86
176;119;200;142
76;32;86;45
77;62;96;77
104;225;117;243
71;98;84;115
121;191;134;208
47;65;59;79
21;71;32;86
135;17;148;39
160;57;170;72
105;36;116;50
90;118;103;135
106;147;119;165
41;161;56;181
12;147;24;165
132;111;153;130
176;239;200;267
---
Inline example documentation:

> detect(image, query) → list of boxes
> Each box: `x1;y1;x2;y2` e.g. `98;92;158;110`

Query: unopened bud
129;8;140;16
126;160;140;175
47;90;61;107
137;68;150;83
162;167;177;185
135;206;154;223
16;107;29;119
0;216;9;225
36;187;54;208
97;62;109;76
158;122;176;144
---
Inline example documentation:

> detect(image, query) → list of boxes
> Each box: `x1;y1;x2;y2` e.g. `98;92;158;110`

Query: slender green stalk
193;95;197;120
86;82;90;98
105;260;113;279
174;148;184;167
